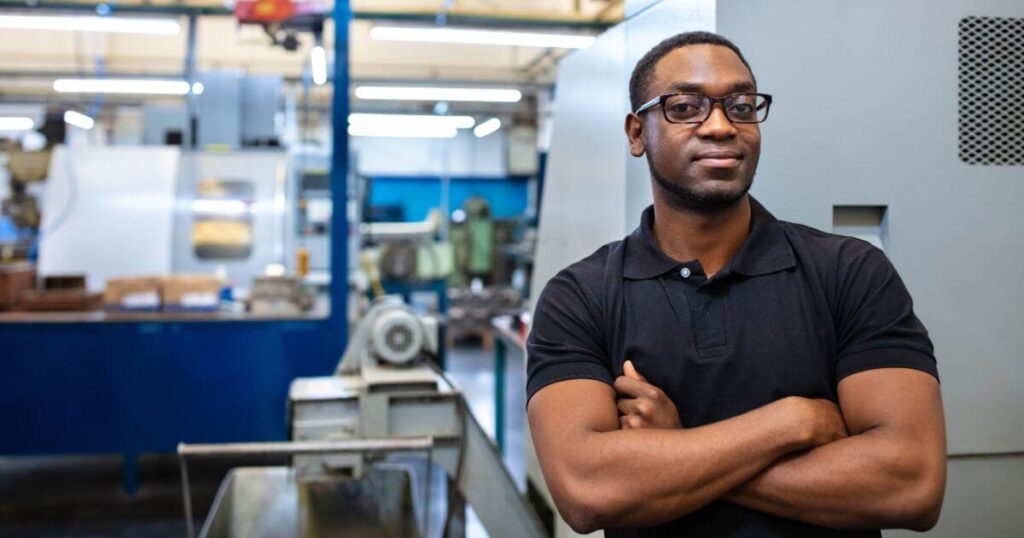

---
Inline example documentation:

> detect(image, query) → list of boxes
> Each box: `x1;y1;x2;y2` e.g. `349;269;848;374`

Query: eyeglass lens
664;94;769;123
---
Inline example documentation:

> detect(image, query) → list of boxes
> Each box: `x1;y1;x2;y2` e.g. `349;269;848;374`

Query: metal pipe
184;13;198;148
0;2;619;29
177;437;434;458
179;456;196;538
328;0;351;360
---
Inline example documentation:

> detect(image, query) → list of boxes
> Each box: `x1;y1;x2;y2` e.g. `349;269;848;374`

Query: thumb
624;360;648;382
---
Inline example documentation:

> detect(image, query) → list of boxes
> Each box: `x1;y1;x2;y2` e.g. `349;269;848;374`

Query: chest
609;272;837;425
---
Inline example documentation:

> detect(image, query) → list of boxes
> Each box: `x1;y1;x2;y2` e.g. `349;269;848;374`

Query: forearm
726;427;945;530
553;398;806;530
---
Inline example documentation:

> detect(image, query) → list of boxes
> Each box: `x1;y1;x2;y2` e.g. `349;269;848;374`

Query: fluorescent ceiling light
348;124;458;139
474;117;501;138
191;199;250;217
311;45;328;86
355;86;522;103
371;25;595;49
54;78;193;95
0;117;35;131
349;113;475;130
0;14;179;35
63;110;95;130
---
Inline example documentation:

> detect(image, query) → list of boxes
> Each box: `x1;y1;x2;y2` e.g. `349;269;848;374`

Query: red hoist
234;0;328;50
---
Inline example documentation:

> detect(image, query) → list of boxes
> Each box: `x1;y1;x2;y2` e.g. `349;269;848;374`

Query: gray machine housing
532;1;1024;536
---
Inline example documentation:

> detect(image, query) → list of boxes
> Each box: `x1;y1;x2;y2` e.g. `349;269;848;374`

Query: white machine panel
39;146;179;292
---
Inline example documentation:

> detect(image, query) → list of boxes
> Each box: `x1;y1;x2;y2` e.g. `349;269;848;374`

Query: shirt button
680;267;692;279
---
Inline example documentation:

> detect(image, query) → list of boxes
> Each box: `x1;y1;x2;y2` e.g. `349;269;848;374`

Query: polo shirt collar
623;196;796;280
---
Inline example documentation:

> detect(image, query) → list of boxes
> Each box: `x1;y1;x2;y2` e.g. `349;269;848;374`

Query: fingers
623;360;648;382
614;375;659;400
616;396;650;417
620;414;644;429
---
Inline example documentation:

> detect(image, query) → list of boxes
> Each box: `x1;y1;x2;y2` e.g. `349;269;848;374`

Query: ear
625;113;646;157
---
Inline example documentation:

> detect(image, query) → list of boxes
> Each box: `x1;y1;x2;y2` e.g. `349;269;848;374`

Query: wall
354;128;525;221
368;176;530;222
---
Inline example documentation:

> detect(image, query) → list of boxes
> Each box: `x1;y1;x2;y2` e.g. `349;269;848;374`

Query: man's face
626;44;762;211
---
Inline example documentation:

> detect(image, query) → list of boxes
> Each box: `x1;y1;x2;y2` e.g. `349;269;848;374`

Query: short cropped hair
628;31;755;111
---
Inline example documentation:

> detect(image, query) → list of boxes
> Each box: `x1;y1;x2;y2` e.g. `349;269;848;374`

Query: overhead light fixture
0;117;35;131
370;25;595;49
348;124;458;139
191;82;205;95
191;199;250;217
473;117;501;138
355;86;522;103
63;110;95;130
311;45;328;86
53;78;193;95
348;113;475;130
0;14;180;35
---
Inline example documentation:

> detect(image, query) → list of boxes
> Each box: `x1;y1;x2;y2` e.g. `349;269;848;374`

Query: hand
614;360;683;430
783;397;849;448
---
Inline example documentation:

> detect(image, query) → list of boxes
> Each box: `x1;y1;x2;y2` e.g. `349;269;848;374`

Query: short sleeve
834;242;938;384
526;268;614;404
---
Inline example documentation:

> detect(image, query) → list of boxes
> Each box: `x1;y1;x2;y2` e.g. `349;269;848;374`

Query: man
526;31;946;537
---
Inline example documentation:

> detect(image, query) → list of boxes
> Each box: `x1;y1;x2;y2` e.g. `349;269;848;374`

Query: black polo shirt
526;197;938;538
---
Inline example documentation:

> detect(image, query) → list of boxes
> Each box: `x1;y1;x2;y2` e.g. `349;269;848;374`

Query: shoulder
777;221;914;328
777;220;890;275
561;239;624;279
543;240;624;296
534;239;624;321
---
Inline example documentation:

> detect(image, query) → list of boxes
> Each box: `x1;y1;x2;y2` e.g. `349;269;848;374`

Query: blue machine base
0;319;341;492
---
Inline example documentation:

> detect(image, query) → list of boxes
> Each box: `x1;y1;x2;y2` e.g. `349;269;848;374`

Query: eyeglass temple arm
634;95;662;115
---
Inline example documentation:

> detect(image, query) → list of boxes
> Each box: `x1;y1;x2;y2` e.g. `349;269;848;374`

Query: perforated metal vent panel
959;16;1024;165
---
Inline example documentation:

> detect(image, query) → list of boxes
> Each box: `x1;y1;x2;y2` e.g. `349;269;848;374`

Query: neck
651;194;752;277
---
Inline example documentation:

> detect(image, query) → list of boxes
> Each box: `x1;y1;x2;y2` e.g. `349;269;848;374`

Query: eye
730;103;753;114
670;103;691;113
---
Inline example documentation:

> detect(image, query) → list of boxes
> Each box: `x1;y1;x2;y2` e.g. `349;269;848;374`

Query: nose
696;103;737;140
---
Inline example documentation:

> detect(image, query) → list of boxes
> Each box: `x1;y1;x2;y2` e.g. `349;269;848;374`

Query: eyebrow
668;80;756;94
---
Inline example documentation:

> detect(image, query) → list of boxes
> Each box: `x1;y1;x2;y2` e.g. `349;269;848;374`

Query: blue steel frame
0;2;351;492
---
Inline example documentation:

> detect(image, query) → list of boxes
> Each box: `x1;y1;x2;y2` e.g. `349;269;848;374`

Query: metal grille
959;16;1024;166
385;324;414;353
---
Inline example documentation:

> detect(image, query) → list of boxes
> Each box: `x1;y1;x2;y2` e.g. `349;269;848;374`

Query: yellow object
296;246;310;277
359;251;385;298
192;220;253;246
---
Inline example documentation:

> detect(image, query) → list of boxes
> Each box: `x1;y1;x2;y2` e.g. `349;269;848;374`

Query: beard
647;152;754;213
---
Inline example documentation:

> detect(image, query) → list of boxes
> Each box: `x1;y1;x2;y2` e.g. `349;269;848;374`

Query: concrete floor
0;341;527;538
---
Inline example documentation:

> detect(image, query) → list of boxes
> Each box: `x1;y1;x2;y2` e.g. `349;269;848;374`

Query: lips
693;149;743;168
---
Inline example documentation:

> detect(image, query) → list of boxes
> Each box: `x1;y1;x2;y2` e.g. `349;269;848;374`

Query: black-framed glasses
634;92;773;124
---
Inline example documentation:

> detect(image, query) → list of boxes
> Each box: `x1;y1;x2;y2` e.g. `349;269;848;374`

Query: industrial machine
179;297;547;538
173;150;293;290
36;147;313;296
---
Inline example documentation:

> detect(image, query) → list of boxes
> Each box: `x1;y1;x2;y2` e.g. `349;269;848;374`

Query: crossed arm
527;364;946;534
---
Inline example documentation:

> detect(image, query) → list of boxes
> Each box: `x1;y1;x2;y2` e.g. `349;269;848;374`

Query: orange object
235;0;297;23
296;246;310;277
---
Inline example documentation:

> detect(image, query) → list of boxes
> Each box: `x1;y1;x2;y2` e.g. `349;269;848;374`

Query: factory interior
0;0;1021;537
